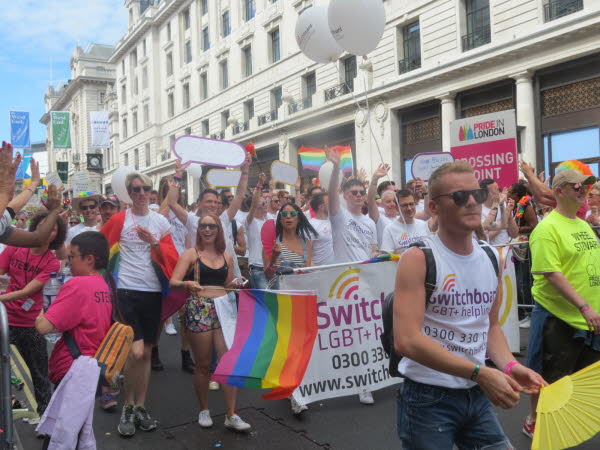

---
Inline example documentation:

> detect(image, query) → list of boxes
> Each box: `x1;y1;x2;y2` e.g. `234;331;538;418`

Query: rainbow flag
298;146;353;175
212;289;318;400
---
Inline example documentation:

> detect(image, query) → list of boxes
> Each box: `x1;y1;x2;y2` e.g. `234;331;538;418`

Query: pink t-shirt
0;247;60;327
46;274;113;384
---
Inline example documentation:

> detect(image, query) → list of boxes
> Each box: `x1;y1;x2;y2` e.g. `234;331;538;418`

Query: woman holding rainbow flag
170;213;250;432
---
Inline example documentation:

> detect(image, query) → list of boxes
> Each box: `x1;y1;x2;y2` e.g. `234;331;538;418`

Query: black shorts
542;316;600;383
117;289;162;344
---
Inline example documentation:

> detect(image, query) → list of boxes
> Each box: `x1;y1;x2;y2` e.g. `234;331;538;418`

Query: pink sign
450;110;518;189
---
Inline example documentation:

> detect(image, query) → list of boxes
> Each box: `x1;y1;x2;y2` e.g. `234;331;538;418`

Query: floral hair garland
516;195;531;218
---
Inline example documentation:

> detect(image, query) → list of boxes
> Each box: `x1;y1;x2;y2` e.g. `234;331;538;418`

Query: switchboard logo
329;268;361;300
442;274;456;292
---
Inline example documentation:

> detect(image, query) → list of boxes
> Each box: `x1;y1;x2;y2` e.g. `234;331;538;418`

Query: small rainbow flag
298;146;353;175
212;289;318;400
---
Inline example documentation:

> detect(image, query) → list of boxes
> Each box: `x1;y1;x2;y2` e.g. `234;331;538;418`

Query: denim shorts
397;378;512;450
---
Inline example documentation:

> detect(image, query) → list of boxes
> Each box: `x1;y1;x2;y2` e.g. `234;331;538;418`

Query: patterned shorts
184;296;221;333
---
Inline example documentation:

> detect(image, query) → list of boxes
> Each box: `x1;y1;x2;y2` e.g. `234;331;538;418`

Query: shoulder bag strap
63;331;82;360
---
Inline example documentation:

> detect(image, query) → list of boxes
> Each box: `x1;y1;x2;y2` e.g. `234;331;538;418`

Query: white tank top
398;234;499;389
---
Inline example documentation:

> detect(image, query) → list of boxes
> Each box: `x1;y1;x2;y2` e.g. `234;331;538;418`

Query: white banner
89;111;110;148
281;262;400;404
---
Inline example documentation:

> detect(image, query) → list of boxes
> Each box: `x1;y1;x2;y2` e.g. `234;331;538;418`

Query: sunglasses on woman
432;189;488;206
131;186;152;193
198;223;218;230
280;210;298;218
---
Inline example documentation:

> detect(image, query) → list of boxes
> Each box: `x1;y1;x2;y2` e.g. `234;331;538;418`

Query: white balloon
328;0;386;56
187;163;204;179
295;5;343;64
111;166;135;204
318;161;343;190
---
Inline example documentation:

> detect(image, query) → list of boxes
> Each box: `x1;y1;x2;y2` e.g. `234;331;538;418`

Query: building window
124;153;129;167
169;134;176;155
185;126;192;135
201;119;209;136
121;59;125;74
142;67;148;89
98;92;105;104
134;148;139;170
130;49;137;69
166;52;173;76
182;82;190;109
462;0;491;51
167;92;174;117
220;60;229;90
303;72;316;107
245;0;255;21
122;118;128;139
145;143;151;167
242;46;253;77
200;72;208;100
270;29;280;63
133;111;138;134
222;11;231;37
166;22;172;41
244;99;254;121
184;40;192;63
133;76;139;95
544;0;583;22
121;84;127;104
344;56;357;85
143;38;147;57
182;7;191;30
201;0;208;15
143;104;149;125
271;86;283;111
221;110;230;130
399;21;421;74
202;27;210;51
545;127;600;176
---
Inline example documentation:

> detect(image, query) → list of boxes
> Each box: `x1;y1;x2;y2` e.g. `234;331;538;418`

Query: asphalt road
11;327;600;450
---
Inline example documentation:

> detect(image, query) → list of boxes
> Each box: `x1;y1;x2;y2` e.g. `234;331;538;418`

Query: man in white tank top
393;161;545;450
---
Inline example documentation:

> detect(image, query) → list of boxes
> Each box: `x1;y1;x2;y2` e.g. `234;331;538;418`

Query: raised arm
325;147;341;216
226;153;252;222
8;158;41;213
368;164;389;223
519;160;555;207
0;141;21;219
246;172;266;227
168;161;189;225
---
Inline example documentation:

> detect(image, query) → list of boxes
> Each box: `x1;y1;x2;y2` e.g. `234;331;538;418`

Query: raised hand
44;185;61;211
519;160;535;180
372;163;390;181
30;158;41;188
175;159;191;177
0;141;21;198
325;146;340;166
258;172;267;185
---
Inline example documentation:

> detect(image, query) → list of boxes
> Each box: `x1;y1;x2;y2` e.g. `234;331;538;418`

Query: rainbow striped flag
212;289;318;400
298;146;353;175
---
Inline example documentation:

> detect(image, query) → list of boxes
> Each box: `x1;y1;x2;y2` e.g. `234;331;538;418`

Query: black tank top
195;258;228;287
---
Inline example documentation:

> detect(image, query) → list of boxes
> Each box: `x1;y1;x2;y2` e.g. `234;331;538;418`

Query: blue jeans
397;378;512;450
249;265;267;290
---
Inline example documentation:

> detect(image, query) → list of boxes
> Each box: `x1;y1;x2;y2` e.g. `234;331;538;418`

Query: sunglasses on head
80;204;97;211
131;186;152;193
199;223;218;230
349;190;366;197
432;188;488;206
280;210;298;218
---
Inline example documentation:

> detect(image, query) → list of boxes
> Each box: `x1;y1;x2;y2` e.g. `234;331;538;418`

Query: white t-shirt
245;216;266;267
376;214;396;248
266;212;278;222
309;218;335;266
330;208;377;263
66;223;100;244
481;205;510;246
118;210;171;292
148;203;160;212
0;210;12;240
380;219;431;253
399;235;499;389
167;210;187;254
415;200;425;213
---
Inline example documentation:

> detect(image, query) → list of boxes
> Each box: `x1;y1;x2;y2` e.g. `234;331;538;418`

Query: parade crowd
1;139;599;449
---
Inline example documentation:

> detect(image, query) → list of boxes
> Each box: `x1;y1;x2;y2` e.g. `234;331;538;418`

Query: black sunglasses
69;221;79;225
199;223;218;230
131;186;152;193
432;189;488;206
80;204;98;211
349;190;366;197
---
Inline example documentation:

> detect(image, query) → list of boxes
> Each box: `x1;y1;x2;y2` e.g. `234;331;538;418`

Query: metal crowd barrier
0;302;12;450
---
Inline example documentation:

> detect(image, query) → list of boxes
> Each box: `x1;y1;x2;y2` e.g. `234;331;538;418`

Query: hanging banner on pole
450;110;518;188
10;111;30;149
89;111;110;148
51;111;72;149
56;161;69;185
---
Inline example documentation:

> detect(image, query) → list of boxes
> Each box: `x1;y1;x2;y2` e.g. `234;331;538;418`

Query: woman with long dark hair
170;213;250;432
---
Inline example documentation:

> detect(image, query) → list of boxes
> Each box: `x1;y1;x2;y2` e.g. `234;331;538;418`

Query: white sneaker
519;317;531;329
165;319;177;335
224;414;251;432
208;381;220;391
198;410;213;428
290;396;308;415
359;391;374;405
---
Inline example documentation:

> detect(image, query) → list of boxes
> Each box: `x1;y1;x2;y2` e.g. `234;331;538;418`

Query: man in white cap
66;193;101;244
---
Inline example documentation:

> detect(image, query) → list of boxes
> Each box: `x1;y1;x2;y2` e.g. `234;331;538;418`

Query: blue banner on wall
10;111;31;149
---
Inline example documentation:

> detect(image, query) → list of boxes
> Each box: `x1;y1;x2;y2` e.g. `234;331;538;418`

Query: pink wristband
503;360;520;375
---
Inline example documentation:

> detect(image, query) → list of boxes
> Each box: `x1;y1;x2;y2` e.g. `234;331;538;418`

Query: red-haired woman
170;214;249;432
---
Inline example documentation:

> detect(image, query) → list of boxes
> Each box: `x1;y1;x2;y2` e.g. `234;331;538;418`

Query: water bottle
43;273;62;344
59;265;72;284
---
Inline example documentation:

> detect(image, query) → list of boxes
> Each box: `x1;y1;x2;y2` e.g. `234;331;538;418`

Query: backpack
380;240;499;378
64;322;133;387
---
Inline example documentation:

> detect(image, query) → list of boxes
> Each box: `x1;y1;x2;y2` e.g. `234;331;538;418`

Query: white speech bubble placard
206;169;242;188
271;160;299;186
411;152;455;181
173;136;246;167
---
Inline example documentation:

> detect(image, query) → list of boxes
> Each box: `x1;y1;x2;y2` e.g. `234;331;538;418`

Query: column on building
512;71;537;168
438;93;456;152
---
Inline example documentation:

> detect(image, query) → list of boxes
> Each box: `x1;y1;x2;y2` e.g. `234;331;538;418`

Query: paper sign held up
411;152;455;181
173;136;246;167
271;161;298;186
45;172;65;192
71;171;92;194
206;169;242;188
